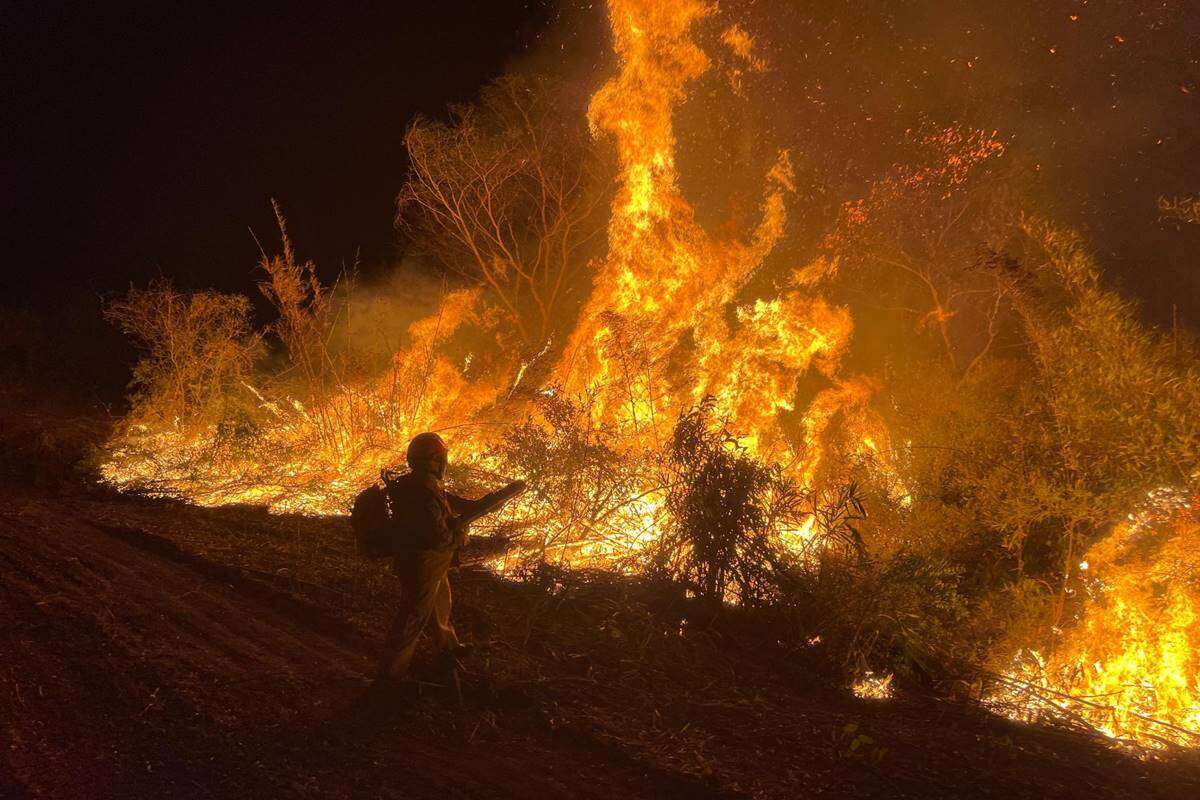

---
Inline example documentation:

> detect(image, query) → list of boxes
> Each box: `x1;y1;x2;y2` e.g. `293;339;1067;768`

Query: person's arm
445;492;474;515
456;481;527;527
443;483;526;546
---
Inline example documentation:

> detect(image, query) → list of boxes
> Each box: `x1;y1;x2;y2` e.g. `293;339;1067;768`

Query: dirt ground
2;482;1197;799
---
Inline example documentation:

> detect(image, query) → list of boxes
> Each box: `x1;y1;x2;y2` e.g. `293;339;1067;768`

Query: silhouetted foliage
397;74;610;350
103;278;261;426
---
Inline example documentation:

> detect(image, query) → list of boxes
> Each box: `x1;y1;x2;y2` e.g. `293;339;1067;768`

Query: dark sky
4;1;1198;397
6;1;549;304
4;1;552;396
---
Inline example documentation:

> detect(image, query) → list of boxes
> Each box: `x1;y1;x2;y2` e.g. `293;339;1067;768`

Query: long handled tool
455;480;526;527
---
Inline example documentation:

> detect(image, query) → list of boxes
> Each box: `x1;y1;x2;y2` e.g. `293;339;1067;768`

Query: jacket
384;471;472;551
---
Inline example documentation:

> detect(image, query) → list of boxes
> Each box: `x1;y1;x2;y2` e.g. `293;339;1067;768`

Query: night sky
5;1;554;395
5;1;1198;398
6;1;549;301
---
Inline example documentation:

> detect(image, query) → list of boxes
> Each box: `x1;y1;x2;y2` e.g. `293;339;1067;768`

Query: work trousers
377;548;459;679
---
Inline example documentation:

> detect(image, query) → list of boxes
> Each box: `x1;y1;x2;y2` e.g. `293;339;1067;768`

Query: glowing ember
852;671;895;701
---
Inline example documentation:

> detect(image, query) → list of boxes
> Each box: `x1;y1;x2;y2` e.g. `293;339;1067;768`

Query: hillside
2;481;1197;799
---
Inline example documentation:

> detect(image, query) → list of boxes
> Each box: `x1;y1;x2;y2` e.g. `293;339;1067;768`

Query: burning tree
828;125;1022;375
397;74;610;352
975;224;1200;746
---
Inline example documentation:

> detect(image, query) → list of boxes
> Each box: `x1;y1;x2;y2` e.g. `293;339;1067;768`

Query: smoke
721;0;1200;323
327;261;452;368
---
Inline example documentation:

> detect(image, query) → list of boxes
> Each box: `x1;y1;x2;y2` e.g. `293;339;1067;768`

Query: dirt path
0;492;725;799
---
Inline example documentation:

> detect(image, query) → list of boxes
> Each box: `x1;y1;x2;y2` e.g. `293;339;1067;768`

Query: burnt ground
2;481;1198;799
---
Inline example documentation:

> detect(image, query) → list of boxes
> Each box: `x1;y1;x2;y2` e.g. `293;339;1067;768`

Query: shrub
103;279;261;428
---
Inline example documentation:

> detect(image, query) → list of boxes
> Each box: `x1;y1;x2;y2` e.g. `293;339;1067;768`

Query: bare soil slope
2;484;1197;799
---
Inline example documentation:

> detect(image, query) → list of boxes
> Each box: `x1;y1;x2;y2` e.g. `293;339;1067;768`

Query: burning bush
488;389;660;570
104;279;262;429
654;399;799;605
990;487;1200;748
652;399;865;606
101;211;501;511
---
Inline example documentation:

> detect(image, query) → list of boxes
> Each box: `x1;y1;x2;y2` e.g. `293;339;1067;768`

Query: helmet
406;432;449;475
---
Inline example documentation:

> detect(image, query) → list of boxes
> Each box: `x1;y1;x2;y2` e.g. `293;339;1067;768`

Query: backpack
350;470;401;559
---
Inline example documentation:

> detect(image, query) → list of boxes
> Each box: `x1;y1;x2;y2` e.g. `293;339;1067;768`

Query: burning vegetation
99;0;1198;750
